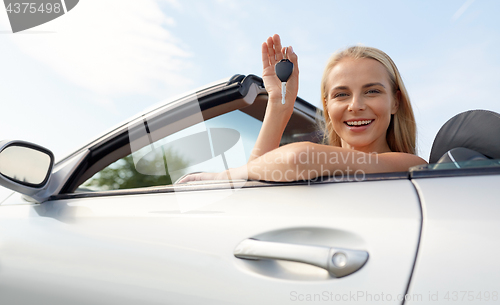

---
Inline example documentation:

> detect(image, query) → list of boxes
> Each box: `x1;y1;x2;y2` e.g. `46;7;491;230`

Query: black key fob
275;59;294;82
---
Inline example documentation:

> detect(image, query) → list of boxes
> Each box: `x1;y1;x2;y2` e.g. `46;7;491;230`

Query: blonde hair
320;46;416;154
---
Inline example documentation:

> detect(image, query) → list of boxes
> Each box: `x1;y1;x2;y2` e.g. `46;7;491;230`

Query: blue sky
1;0;499;161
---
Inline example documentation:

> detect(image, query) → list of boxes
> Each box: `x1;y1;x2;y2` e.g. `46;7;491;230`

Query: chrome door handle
234;239;368;278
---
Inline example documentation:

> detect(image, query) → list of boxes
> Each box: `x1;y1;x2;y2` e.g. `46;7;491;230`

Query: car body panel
0;178;421;304
407;174;500;304
0;186;13;204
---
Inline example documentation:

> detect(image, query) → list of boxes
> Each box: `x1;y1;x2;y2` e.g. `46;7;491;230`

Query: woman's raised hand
176;35;300;183
262;34;299;113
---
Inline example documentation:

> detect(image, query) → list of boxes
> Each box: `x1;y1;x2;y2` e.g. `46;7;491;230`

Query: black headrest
429;110;500;164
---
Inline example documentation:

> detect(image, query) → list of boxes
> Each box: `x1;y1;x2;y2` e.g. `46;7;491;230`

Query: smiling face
325;57;399;153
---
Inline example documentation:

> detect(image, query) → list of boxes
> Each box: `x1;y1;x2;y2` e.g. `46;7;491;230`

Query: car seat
429;110;500;165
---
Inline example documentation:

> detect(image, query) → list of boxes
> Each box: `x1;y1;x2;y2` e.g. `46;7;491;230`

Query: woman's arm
246;142;427;181
177;142;427;183
248;34;299;162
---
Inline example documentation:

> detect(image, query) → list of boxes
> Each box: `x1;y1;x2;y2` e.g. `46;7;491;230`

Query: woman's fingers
273;34;283;61
175;173;198;184
261;34;298;103
287;45;299;76
266;36;277;65
263;34;290;69
262;42;271;69
176;171;232;184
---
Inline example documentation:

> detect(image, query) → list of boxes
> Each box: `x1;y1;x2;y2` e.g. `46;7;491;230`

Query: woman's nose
348;95;366;112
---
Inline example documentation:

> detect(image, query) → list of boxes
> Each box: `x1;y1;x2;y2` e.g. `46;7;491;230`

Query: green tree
82;148;188;191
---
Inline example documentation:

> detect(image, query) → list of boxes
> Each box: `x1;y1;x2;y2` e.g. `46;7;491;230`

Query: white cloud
7;0;194;97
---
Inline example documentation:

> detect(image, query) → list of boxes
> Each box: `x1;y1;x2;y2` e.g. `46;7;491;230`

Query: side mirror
0;140;54;198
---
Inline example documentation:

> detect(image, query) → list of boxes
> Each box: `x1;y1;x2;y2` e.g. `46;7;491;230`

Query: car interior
407;109;500;174
429;109;500;166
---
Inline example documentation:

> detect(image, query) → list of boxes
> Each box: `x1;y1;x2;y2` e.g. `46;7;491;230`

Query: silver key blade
281;82;286;105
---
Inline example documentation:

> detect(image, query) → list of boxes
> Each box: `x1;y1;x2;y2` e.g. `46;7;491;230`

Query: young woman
177;34;427;183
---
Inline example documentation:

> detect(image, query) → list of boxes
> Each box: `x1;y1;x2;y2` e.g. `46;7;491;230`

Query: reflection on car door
0;177;421;304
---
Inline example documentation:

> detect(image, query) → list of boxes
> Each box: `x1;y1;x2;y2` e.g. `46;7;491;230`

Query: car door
406;163;500;305
0;175;421;305
0;75;422;304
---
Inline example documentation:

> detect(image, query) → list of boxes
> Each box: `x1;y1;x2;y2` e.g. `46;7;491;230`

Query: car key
275;48;294;105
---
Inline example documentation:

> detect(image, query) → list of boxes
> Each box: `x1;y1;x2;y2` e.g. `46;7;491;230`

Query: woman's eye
366;89;380;94
334;92;348;98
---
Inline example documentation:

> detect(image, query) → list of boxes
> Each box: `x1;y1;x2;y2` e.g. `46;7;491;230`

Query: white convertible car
1;75;499;304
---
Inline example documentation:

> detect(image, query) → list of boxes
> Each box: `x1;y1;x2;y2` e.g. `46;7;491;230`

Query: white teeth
346;120;373;126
